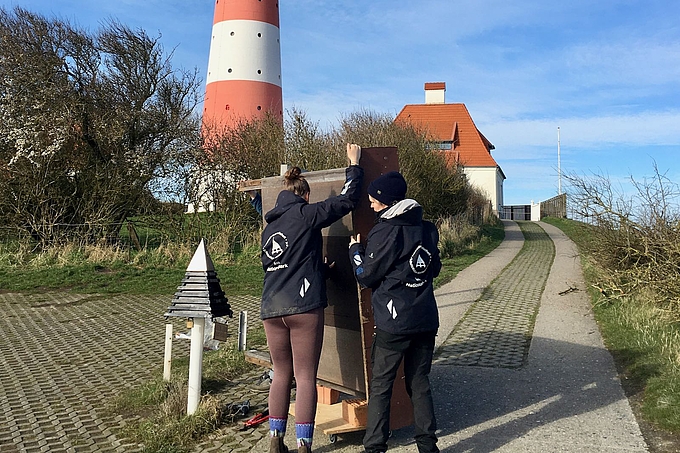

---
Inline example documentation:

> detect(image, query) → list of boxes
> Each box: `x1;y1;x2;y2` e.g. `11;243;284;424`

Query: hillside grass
0;219;504;296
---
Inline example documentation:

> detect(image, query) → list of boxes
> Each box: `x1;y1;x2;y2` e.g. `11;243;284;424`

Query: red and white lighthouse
203;0;283;130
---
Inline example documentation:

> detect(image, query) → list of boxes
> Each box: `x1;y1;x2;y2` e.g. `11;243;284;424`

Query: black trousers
363;329;439;453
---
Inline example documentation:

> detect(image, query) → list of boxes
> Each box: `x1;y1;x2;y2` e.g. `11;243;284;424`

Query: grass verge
109;344;265;453
435;221;505;289
0;220;504;296
0;262;263;296
0;245;264;296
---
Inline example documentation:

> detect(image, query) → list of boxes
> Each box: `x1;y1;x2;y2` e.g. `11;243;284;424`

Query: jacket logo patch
353;253;363;266
263;232;288;260
387;299;398;319
300;278;311;297
410;245;432;275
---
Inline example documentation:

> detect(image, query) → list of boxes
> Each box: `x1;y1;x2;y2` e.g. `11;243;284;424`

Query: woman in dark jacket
262;144;363;453
349;171;441;453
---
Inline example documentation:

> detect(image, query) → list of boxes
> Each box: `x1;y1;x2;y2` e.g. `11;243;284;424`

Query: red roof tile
395;103;498;168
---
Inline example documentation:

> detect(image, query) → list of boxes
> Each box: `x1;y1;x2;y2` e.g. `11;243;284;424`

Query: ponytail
284;166;310;198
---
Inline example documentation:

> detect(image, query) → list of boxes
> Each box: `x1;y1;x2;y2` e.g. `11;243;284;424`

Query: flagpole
557;127;561;195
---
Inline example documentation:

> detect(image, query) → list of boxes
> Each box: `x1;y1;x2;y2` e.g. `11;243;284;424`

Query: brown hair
284;166;310;197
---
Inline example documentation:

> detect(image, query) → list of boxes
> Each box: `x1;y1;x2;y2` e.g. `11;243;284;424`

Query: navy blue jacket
260;165;364;320
349;200;441;334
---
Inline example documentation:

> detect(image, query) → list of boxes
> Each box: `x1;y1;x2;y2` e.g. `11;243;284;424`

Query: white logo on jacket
300;278;311;297
410;245;432;275
263;232;288;260
340;179;353;195
387;299;398;319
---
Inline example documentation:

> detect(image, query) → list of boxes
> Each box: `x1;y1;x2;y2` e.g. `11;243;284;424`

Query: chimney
424;82;446;104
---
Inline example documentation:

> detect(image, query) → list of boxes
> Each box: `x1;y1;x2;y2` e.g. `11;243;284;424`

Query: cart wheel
328;434;337;443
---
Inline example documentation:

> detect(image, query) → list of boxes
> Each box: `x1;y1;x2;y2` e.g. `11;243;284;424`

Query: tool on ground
227;400;251;417
241;409;269;430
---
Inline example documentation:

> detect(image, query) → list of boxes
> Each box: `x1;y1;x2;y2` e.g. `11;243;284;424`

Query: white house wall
463;166;504;213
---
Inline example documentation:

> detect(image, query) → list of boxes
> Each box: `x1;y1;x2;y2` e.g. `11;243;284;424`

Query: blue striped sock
269;417;287;437
296;422;314;447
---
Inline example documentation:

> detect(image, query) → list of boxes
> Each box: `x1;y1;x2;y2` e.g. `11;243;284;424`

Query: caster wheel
328;434;337;443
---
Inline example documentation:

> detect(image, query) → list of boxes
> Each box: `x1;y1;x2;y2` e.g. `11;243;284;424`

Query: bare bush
333;109;470;219
565;164;680;311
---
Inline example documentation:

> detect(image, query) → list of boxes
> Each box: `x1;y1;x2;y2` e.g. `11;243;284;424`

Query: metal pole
187;317;205;415
238;310;248;351
557;127;562;195
163;323;173;381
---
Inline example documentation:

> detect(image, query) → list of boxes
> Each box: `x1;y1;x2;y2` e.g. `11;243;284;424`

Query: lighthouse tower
203;0;283;130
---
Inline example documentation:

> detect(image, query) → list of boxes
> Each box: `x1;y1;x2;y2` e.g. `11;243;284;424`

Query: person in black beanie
367;171;407;206
349;171;441;453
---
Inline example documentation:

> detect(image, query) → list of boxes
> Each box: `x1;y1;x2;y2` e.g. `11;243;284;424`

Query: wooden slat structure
240;147;413;432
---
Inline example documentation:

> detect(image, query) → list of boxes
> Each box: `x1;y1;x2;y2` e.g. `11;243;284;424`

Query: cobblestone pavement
435;221;554;368
0;292;269;452
2;221;593;453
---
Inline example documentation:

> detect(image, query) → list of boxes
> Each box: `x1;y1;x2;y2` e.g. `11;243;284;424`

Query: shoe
270;435;289;453
297;440;311;453
252;371;272;393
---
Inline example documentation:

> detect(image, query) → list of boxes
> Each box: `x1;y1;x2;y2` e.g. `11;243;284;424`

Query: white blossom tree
0;7;202;245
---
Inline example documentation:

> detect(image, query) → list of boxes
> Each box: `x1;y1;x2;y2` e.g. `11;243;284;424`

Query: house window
426;141;454;151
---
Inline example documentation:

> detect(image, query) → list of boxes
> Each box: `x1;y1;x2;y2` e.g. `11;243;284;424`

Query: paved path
0;220;649;452
256;220;649;452
427;221;648;452
0;292;270;452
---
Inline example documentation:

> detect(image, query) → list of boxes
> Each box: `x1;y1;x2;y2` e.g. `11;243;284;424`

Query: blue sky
7;0;680;205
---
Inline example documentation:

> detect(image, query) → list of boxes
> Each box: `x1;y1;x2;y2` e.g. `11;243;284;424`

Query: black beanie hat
368;171;407;206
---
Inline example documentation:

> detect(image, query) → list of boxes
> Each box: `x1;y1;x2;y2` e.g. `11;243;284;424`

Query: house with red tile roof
395;82;505;214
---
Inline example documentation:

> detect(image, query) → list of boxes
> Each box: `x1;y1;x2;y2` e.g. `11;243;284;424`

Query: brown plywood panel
239;168;349;226
317;326;365;396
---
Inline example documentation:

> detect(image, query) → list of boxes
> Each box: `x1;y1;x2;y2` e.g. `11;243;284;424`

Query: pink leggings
263;307;324;424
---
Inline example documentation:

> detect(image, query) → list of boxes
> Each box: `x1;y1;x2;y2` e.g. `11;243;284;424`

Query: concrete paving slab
0;293;269;452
